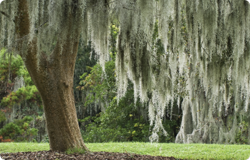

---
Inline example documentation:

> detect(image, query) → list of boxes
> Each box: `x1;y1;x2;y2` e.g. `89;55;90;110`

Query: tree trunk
15;0;88;152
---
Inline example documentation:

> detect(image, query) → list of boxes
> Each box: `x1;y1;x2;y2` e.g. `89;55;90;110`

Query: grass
0;142;250;159
65;146;86;155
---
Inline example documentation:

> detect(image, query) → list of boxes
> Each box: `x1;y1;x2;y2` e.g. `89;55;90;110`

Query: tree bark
15;0;88;152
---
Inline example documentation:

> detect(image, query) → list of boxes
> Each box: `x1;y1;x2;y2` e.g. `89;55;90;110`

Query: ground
0;151;178;160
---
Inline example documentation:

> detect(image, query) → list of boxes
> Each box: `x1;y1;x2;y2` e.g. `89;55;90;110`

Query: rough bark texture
13;0;88;152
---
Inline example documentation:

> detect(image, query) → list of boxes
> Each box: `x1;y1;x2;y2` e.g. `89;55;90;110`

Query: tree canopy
1;0;250;146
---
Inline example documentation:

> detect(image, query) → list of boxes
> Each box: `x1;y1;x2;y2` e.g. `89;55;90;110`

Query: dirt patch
0;150;181;160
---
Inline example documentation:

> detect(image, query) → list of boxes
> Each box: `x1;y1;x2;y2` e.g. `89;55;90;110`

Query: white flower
246;0;250;4
0;0;4;4
0;156;4;160
247;156;250;160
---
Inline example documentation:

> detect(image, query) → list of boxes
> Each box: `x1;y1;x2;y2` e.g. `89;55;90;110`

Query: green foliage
78;58;151;142
0;49;24;78
65;146;86;155
80;105;178;143
78;60;177;143
235;121;249;144
77;60;116;106
73;40;97;105
77;24;118;106
0;48;42;109
32;138;37;143
80;113;143;143
0;110;6;123
16;65;34;86
109;24;119;58
0;123;21;140
1;85;42;108
41;135;49;143
77;24;180;143
0;116;38;142
0;49;24;99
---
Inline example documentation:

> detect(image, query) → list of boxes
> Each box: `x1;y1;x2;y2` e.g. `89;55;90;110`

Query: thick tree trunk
15;0;88;152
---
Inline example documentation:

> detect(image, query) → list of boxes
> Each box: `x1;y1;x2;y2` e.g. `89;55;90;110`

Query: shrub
0;122;21;139
0;116;38;142
0;110;6;123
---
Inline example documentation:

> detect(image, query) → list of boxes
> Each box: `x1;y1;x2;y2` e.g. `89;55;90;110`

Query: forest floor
0;150;178;160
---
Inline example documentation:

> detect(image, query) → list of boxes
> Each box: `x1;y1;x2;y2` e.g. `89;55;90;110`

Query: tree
1;0;250;152
0;0;88;152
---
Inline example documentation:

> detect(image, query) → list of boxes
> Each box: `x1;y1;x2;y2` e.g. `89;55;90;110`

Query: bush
0;122;21;139
0;116;38;142
80;91;177;143
81;115;131;142
0;110;6;123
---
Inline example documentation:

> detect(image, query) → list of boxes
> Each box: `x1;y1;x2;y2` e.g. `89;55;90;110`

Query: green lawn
0;142;250;159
